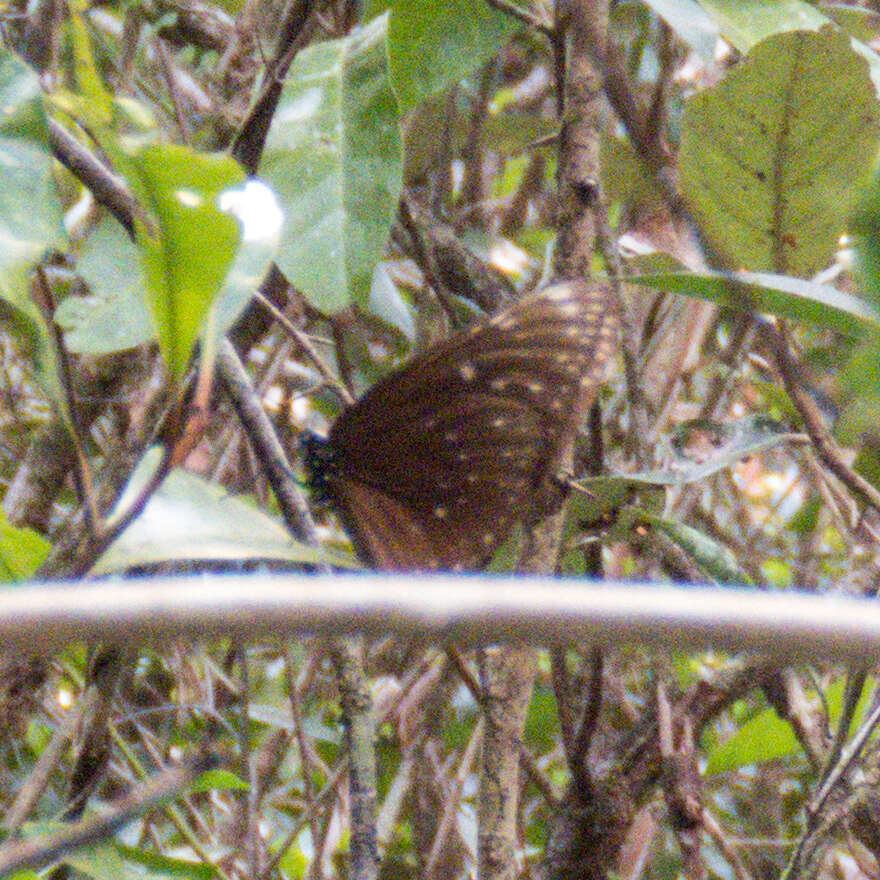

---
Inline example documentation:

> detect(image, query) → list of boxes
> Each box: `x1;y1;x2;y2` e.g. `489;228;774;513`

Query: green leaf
116;845;218;880
261;14;403;313
627;269;878;336
705;698;802;773
680;27;880;276
706;676;874;773
697;0;880;90
123;144;245;380
698;0;829;49
851;164;880;309
92;451;355;574
524;684;560;752
189;769;249;793
576;415;796;492
388;0;519;112
69;3;113;124
639;510;754;585
56;217;153;354
0;509;51;582
0;50;66;402
64;840;126;880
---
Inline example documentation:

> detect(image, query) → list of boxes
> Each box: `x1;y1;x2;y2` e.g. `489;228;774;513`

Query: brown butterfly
305;280;618;571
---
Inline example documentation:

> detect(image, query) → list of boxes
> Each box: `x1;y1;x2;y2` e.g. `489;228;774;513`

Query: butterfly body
309;280;618;571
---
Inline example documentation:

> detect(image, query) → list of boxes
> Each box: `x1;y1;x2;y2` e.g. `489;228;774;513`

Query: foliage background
4;1;880;880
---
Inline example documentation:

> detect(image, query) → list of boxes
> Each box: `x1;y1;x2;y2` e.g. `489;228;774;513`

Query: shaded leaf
0;50;66;403
628;269;878;335
116;845;218;880
680;27;880;276
261;14;403;312
388;0;518;112
93;454;355;574
575;416;796;493
56;217;153;354
638;510;754;585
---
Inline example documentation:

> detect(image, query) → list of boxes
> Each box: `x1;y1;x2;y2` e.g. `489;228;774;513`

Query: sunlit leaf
123;144;245;380
0;509;51;582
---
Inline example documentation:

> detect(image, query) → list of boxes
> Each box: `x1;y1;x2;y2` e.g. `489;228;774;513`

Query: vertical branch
552;0;605;281
329;641;379;880
477;647;537;880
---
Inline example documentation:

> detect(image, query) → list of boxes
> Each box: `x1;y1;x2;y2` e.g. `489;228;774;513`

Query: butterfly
304;280;618;571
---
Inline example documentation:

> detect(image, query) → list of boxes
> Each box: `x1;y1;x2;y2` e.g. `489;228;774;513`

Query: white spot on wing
458;362;476;381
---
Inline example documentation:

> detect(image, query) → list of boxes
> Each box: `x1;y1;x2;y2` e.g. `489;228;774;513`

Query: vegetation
3;2;880;880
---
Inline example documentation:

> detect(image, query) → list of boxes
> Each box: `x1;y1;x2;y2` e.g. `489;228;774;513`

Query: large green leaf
261;14;403;313
0;49;66;403
55;217;153;354
58;181;279;357
629;269;878;336
388;0;519;112
93;454;354;574
680;27;880;276
698;0;880;91
123;144;245;381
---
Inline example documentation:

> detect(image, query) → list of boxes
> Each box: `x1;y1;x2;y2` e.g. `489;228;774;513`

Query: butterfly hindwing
323;280;618;570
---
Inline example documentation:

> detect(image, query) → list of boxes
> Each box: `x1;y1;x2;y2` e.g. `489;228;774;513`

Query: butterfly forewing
322;280;618;570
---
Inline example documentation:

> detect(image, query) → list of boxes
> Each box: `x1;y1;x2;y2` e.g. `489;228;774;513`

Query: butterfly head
299;430;337;503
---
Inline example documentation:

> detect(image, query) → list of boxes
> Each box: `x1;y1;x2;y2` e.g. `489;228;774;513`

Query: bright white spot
433;506;448;519
276;87;322;124
64;189;94;236
57;687;73;709
219;179;284;243
458;362;476;381
175;188;203;208
489;238;530;276
542;284;570;301
262;385;284;412
527;381;544;394
492;417;507;428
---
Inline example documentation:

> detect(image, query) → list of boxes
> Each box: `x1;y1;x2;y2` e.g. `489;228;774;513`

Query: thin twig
767;320;880;513
0;753;216;876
